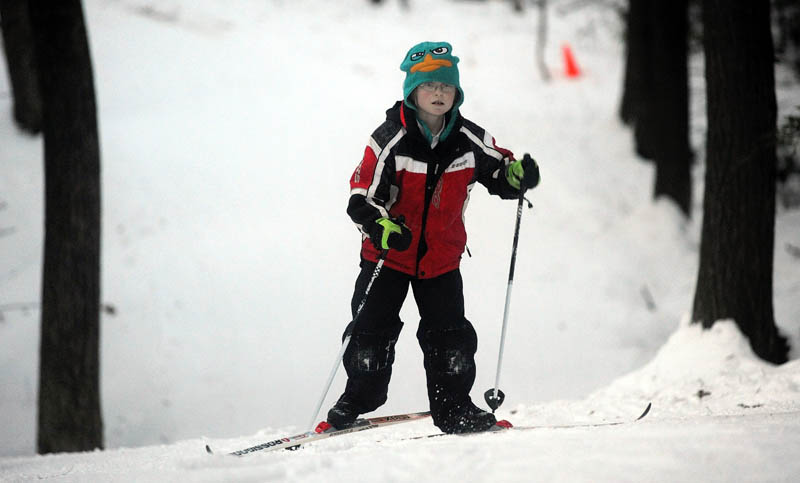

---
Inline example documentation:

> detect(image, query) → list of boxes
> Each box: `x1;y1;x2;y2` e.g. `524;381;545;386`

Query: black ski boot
326;399;361;430
437;400;499;434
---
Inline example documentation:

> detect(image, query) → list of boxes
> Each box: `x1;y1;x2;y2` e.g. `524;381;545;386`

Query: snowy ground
1;0;800;481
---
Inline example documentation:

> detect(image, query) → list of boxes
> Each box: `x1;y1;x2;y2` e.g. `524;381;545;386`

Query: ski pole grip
377;215;404;259
520;153;535;196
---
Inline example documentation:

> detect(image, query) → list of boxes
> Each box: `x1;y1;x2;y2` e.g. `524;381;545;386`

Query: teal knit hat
400;41;464;143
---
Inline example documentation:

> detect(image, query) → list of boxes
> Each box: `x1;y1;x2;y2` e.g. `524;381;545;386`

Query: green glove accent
506;155;541;190
506;160;525;190
376;217;402;250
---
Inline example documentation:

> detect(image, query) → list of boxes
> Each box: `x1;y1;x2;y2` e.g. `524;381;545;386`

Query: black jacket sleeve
462;119;520;200
347;121;402;234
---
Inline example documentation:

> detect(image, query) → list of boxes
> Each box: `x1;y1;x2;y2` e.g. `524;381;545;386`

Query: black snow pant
337;259;479;426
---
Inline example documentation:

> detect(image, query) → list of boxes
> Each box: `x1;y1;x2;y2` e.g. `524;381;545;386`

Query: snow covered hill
2;320;800;482
1;0;799;480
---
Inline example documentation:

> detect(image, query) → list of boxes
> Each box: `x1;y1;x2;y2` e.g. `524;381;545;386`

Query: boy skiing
326;41;540;434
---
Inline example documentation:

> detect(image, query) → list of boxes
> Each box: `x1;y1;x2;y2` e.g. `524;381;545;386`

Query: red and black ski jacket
348;101;521;279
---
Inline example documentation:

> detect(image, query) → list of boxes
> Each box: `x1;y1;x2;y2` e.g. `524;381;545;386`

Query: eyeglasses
418;82;456;94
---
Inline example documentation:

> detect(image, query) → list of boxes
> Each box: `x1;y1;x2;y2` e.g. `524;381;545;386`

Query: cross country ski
206;403;650;456
205;411;431;456
512;402;651;430
399;402;652;442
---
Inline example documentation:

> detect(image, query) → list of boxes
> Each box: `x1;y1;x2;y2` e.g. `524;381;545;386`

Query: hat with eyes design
400;41;464;138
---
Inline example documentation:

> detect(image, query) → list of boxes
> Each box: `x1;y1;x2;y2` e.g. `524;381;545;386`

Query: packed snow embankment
512;318;800;425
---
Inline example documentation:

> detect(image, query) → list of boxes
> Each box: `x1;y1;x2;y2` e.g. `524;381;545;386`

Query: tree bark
649;0;691;216
619;0;648;126
621;0;692;215
629;0;665;163
0;0;42;133
30;0;104;453
692;0;788;364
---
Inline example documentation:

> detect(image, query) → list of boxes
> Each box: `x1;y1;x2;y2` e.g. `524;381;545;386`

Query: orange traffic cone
562;43;581;78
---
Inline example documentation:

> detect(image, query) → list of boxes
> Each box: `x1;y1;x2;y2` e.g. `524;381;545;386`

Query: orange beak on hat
410;53;453;73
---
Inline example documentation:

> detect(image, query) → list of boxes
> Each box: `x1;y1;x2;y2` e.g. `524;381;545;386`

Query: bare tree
648;0;691;215
692;0;788;364
619;0;692;216
535;1;550;82
774;0;800;78
619;0;646;126
30;0;104;453
0;0;42;133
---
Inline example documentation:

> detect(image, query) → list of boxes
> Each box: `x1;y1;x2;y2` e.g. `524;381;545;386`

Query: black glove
506;153;540;190
368;216;412;251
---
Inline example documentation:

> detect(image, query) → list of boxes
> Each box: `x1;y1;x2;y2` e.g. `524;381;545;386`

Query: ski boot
437;400;512;434
316;399;363;433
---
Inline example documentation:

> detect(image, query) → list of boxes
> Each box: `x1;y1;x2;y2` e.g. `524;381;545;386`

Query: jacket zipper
416;160;449;277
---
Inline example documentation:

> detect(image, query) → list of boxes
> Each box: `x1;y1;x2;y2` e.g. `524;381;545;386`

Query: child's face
413;82;456;119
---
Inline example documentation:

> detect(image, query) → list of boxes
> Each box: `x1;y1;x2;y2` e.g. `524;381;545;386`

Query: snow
1;0;800;481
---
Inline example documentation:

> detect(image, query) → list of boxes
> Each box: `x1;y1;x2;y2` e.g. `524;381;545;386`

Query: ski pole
485;154;534;412
306;249;389;431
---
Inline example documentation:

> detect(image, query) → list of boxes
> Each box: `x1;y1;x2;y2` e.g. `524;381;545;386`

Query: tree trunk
535;0;550;82
30;0;104;453
619;0;648;126
692;0;788;364
629;0;661;162
774;0;800;78
649;0;691;216
621;0;692;215
0;0;42;133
